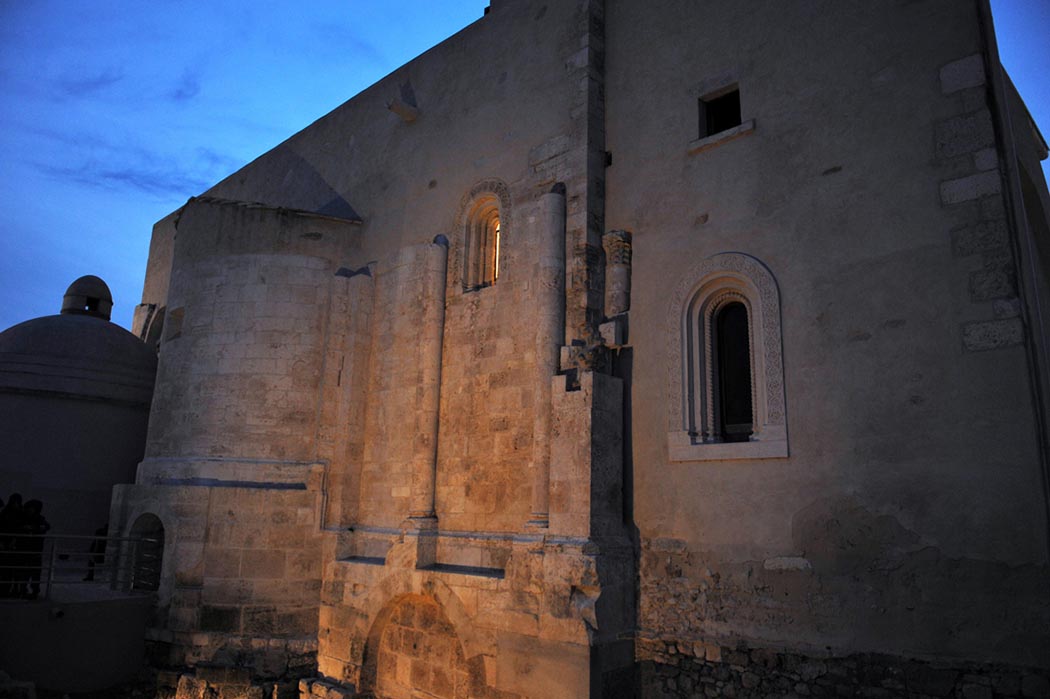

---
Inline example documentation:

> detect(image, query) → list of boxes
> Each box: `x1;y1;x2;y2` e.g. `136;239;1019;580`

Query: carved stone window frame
667;252;788;461
453;179;511;292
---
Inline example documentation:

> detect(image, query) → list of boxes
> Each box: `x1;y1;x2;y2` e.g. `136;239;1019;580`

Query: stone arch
343;571;500;695
350;572;493;674
450;179;512;291
360;593;482;699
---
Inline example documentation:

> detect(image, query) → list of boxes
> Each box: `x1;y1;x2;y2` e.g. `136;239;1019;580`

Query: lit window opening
464;195;502;290
493;220;500;282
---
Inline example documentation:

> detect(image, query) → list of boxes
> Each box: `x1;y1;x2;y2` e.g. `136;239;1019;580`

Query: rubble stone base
637;639;1050;699
157;666;302;699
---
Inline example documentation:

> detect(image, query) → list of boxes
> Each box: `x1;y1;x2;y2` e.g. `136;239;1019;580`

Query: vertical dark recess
716;302;753;442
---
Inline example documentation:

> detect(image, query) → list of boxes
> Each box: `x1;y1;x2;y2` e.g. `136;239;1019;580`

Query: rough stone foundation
636;639;1050;699
157;666;304;699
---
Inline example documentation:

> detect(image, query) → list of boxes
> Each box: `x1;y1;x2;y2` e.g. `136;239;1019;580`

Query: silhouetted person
84;523;108;582
20;500;50;599
0;493;24;597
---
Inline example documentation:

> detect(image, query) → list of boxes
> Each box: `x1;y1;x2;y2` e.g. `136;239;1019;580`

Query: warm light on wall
464;195;502;290
493;220;501;281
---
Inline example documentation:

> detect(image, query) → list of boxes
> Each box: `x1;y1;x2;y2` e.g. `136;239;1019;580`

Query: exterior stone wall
606;0;1050;675
112;199;357;673
436;185;543;533
636;639;1050;699
356;243;449;528
638;530;1050;670
111;477;324;677
110;0;1050;696
144;198;358;461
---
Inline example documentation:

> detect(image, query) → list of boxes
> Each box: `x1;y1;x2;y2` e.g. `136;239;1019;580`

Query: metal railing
0;533;162;601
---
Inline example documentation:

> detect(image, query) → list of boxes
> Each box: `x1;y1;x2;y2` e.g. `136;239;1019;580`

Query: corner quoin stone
962;317;1024;352
940;53;986;94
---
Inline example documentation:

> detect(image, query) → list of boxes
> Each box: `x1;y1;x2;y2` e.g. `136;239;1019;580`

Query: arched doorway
362;594;471;699
128;513;164;592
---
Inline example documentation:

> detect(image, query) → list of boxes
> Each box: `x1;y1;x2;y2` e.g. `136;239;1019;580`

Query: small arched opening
129;513;164;592
464;195;501;290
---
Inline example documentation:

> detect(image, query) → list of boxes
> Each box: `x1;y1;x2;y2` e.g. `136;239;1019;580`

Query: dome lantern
61;275;113;320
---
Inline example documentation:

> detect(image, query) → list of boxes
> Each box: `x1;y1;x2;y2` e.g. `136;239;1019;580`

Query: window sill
688;119;756;155
668;430;787;462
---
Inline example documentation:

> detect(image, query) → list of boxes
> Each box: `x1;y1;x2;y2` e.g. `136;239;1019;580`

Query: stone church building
108;0;1050;696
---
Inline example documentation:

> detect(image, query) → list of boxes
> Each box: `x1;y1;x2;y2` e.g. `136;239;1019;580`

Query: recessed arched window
713;301;753;442
454;180;511;293
667;252;788;461
464;195;501;289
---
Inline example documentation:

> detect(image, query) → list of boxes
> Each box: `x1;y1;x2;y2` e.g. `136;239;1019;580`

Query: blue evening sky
0;1;1047;332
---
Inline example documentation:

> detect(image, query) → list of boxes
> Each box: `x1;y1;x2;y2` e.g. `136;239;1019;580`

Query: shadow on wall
211;146;362;221
642;494;1050;668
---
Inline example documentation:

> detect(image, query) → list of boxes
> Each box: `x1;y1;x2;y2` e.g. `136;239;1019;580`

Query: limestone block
529;134;573;166
174;542;206;586
935;111;994;159
196;665;251;686
241;549;287;579
200;605;242;633
973;147;998;171
970;260;1016;301
940;54;985;94
599;318;625;347
201;578;252;606
940;170;1001;205
762;556;813;572
962;318;1024;352
175;675;210;699
204;547;242;578
267;525;307;549
993;298;1021;319
951;220;1007;257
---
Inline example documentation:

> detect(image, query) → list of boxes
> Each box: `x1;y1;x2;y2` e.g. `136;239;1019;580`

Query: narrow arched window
464;195;501;289
129;513;165;592
714;302;753;442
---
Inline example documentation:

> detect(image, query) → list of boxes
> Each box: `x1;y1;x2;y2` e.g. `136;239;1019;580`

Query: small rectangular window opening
700;87;741;138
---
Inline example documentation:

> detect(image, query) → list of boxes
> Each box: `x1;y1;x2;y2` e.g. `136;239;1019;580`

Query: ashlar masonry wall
118;3;637;694
604;0;1050;686
113;197;361;671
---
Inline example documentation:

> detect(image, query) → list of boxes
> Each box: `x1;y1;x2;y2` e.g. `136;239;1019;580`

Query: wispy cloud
37;159;211;198
14;120;246;201
311;22;385;64
195;147;240;173
169;69;201;102
55;68;123;98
